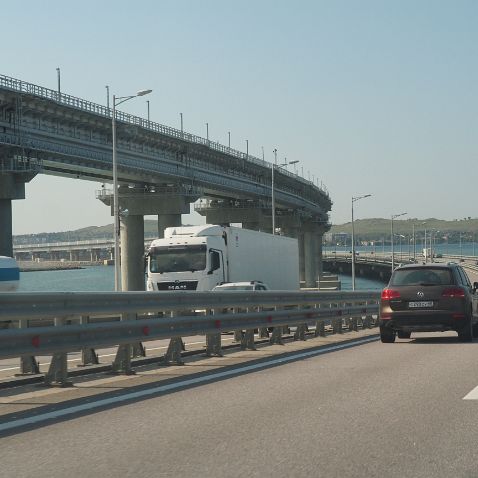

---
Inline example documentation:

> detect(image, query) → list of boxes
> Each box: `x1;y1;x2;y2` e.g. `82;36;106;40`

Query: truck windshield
149;245;207;273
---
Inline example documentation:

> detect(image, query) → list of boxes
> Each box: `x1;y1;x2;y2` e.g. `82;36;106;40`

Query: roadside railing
0;73;330;200
0;290;380;386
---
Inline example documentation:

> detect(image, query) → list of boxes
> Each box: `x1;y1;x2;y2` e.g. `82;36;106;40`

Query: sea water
18;266;115;292
17;265;384;292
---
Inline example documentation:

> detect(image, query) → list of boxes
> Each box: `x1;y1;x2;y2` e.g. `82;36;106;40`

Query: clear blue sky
5;0;477;234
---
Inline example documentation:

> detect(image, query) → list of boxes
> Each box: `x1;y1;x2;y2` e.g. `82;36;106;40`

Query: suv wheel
458;318;473;342
380;327;396;343
397;331;411;339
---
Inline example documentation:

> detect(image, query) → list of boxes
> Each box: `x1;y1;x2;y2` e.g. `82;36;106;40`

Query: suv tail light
381;288;401;300
442;287;465;298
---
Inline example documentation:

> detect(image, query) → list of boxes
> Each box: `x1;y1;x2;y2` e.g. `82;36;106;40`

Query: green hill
329;217;478;243
14;217;478;245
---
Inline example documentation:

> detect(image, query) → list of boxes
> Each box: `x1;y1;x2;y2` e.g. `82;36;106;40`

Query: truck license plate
408;301;433;308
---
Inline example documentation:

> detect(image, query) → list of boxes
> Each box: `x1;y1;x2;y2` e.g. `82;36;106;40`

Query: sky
4;0;477;234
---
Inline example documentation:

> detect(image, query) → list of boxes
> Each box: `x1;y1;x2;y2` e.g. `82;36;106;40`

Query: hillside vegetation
330;218;478;241
13;217;478;244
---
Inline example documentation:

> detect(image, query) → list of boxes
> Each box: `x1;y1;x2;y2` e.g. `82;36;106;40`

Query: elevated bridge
0;74;332;288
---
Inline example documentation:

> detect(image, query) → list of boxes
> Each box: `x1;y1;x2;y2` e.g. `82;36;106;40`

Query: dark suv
379;263;478;343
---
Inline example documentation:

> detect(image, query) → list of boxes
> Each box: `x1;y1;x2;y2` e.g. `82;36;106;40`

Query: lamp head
137;89;152;97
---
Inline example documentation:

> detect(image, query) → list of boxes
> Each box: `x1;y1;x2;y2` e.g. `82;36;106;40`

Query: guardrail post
16;319;40;375
258;327;269;338
44;318;73;387
294;324;307;341
241;329;256;350
78;316;99;367
111;311;136;374
231;307;243;342
270;326;284;345
315;320;326;337
334;315;344;334
131;342;146;358
165;337;185;365
270;307;284;345
165;312;185;365
257;306;269;338
112;344;134;375
205;309;223;357
240;308;256;350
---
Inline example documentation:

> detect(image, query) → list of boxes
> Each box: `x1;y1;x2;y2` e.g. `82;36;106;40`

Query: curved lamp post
112;89;152;291
391;212;407;271
271;154;299;235
351;194;371;290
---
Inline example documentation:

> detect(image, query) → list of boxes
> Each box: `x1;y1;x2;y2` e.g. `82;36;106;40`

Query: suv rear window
390;268;453;286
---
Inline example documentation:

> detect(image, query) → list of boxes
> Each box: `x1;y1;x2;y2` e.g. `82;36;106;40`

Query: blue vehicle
0;256;20;292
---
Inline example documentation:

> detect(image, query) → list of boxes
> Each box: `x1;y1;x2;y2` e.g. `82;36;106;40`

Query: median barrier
0;290;380;387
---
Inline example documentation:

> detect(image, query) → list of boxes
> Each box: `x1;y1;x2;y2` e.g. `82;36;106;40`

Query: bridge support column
0;167;37;257
120;215;145;291
298;232;305;286
304;230;318;288
317;234;324;279
0;199;13;257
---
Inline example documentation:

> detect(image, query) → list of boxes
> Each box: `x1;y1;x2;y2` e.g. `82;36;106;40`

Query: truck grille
157;281;198;291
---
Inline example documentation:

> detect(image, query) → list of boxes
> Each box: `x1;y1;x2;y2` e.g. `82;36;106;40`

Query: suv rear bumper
379;313;468;333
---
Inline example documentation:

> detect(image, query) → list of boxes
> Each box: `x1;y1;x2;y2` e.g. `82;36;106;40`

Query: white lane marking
463;386;478;400
0;336;377;433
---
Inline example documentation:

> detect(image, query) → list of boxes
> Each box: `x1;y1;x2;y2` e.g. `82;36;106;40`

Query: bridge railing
0;74;330;200
0;290;379;385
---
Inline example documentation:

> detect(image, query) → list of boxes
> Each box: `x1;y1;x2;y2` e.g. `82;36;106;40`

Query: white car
212;281;269;291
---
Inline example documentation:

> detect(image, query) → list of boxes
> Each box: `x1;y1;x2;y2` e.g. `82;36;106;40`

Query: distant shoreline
17;261;102;272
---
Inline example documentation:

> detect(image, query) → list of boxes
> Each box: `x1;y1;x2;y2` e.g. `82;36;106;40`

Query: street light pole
56;67;61;96
271;149;277;234
351;194;372;290
271;155;299;235
391;212;407;271
180;112;183;135
112;88;152;291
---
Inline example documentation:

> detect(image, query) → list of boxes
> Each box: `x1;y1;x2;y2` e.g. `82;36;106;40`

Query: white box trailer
146;225;299;291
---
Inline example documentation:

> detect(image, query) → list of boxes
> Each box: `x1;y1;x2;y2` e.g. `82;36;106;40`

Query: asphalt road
2;331;478;477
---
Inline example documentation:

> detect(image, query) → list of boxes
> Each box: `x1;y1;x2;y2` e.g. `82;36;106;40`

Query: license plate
408;301;433;308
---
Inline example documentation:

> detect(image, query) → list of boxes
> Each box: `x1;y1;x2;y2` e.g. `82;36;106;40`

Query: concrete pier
120;215;145;291
0;199;13;257
0;170;36;257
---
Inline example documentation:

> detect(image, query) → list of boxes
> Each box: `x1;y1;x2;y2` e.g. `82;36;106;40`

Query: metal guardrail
0;290;379;385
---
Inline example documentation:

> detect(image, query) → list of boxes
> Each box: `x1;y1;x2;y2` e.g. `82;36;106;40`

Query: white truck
146;225;299;291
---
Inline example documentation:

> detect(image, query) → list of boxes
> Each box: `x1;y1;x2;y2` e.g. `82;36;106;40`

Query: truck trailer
146;225;299;291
